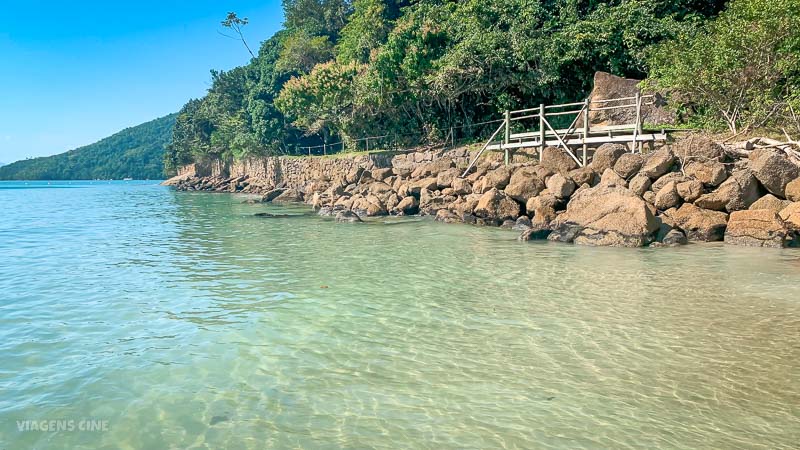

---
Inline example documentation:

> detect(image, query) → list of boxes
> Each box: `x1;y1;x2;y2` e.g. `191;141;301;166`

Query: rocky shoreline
166;135;800;249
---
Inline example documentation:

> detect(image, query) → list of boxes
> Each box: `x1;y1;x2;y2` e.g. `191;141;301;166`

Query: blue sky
0;1;284;164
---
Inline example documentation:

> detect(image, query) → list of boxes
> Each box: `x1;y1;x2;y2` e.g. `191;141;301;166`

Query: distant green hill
0;114;176;180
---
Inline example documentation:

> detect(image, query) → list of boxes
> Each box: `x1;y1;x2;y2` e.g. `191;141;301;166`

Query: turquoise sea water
0;180;799;449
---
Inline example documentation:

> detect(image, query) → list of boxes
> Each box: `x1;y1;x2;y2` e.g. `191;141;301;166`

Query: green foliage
647;0;800;133
170;1;740;167
0;114;176;180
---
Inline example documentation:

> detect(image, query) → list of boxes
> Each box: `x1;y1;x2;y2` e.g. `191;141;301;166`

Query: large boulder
451;177;472;196
724;210;789;248
748;148;800;198
545;173;576;198
684;159;727;187
272;189;303;203
335;210;363;223
547;186;659;247
504;167;545;202
639;148;676;179
628;174;651;197
590;143;627;173
651;172;687;194
749;194;791;213
587;71;675;126
599;168;627;188
474;188;520;222
408;177;438;195
779;202;800;230
672;135;725;161
393;195;419;215
654;181;681;210
436;168;461;189
668;203;729;242
482;166;513;191
676;180;704;203
261;188;287;202
540;147;578;175
694;170;761;212
784;177;800;202
569;166;598;186
351;195;387;217
613;153;643;179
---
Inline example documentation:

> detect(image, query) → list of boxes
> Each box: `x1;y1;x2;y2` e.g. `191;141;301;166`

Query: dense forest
162;0;799;172
0;114;176;180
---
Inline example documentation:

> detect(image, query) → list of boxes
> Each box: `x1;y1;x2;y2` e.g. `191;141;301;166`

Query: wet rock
518;223;553;241
500;219;516;229
474;188;520;222
654;181;681;210
676;180;704;203
590;143;628;173
545;173;576;198
613;153;643;179
724;210;788;248
784;178;800;202
661;228;688;246
541;146;578;174
512;216;533;231
393;196;418;215
668;203;728;242
640;148;676;179
335;210;363;223
547;186;659;247
261;188;287;202
351;195;387;217
272;189;303;203
749;194;791;213
504;167;545;202
435;209;462;224
694;170;761;212
749;148;800;198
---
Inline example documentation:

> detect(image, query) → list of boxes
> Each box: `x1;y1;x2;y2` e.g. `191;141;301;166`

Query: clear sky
0;1;284;164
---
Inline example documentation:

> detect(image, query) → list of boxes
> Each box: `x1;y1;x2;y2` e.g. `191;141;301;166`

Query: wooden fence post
583;98;590;167
323;143;327;156
539;104;545;162
504;110;510;165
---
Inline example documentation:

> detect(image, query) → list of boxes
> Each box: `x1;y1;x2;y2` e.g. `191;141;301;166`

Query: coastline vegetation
165;0;800;173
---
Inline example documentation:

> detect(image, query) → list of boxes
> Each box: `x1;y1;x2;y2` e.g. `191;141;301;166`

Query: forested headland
0;114;176;180
164;0;800;174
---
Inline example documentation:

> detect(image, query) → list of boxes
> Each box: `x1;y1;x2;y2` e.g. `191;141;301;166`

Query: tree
647;0;800;133
221;12;255;58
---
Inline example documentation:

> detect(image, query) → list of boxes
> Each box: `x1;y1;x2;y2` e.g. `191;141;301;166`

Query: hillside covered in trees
165;0;799;171
0;114;176;180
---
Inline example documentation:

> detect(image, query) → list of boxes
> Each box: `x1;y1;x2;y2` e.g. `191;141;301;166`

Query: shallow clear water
0;180;799;449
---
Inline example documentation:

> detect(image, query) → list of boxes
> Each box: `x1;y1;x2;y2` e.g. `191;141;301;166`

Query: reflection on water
0;182;798;449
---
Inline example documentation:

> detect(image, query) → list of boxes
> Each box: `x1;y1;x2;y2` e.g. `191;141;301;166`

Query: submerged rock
335;210;363;223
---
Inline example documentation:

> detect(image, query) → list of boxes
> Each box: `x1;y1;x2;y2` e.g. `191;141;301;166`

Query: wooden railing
462;94;667;177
